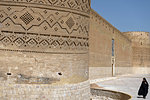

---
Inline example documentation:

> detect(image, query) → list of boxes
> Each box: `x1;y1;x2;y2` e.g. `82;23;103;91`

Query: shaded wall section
89;10;132;79
123;32;150;74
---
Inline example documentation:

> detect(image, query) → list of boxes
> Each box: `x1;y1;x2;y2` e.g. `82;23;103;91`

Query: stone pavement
92;74;150;100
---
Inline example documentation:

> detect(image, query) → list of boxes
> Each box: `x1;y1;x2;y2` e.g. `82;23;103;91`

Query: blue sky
91;0;150;32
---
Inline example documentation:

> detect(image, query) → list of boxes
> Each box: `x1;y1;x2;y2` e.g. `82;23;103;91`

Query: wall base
0;80;90;100
90;66;150;80
89;67;112;80
132;67;150;74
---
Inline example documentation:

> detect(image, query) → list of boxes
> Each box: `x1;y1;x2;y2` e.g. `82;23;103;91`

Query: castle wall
123;32;150;74
0;0;91;99
89;10;132;79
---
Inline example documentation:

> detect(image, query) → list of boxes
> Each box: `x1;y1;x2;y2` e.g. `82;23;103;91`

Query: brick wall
123;32;150;67
89;10;132;78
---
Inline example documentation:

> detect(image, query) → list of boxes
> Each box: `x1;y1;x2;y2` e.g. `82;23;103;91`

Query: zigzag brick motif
0;0;90;53
0;30;89;52
0;0;90;14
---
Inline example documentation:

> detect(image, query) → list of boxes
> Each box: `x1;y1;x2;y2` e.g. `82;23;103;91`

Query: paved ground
95;74;150;100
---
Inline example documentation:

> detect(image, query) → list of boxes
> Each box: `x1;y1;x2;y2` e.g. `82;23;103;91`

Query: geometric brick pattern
0;1;90;53
0;5;89;34
0;30;89;53
20;12;34;25
0;0;90;14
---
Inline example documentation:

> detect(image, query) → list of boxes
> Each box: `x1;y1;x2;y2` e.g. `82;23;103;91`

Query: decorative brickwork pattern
0;30;88;53
0;1;90;53
0;0;90;14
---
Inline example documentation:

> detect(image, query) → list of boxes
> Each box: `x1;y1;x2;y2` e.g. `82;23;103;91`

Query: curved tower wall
123;32;150;74
0;0;90;99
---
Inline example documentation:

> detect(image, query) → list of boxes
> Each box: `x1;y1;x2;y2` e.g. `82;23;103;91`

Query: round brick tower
0;0;91;99
123;32;150;73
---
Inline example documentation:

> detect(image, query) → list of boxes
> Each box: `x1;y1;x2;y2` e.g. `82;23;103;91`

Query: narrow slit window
112;39;114;56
